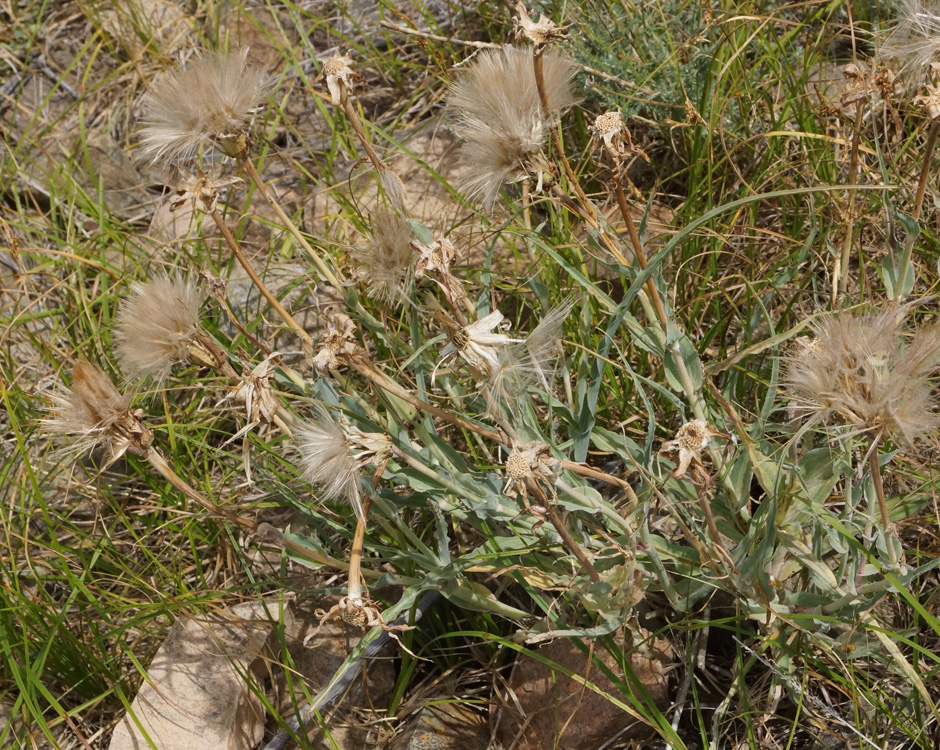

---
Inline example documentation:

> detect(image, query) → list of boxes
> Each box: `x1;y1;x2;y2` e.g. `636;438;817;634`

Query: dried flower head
448;46;577;207
115;275;215;382
438;309;524;379
44;360;153;465
296;406;390;521
139;49;267;165
354;205;414;304
503;439;556;499
785;305;940;446
661;419;716;479
312;311;360;372
322;53;363;106
878;0;940;84
413;236;465;310
514;2;568;50
170;169;242;214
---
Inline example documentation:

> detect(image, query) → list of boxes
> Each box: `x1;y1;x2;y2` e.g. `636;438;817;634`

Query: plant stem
527;479;601;583
350;354;503;442
914;120;940;221
834;102;866;301
210;208;313;355
346;495;373;602
147;449;256;531
239;156;343;290
868;437;899;568
611;175;669;330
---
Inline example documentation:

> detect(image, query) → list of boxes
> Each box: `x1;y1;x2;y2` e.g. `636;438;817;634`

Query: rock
274;595;396;749
387;701;489;750
493;630;674;750
109;599;287;750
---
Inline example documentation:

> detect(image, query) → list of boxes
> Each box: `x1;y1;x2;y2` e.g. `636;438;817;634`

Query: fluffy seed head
139;49;267;165
488;299;574;417
878;0;940;84
296;406;364;520
115;275;206;382
785;305;940;446
353;205;414;304
448;46;577;207
44;360;153;465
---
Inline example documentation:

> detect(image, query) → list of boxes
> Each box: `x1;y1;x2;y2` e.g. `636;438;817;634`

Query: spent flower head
312;311;360;373
321;53;363;106
139;49;266;165
44;360;153;466
115;274;214;382
661;419;717;479
296;406;390;521
785;304;940;446
448;46;577;207
514;2;568;50
354;205;414;304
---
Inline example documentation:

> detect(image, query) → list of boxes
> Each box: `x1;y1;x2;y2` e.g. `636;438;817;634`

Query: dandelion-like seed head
115;274;208;383
448;46;577;207
487;299;573;421
878;0;940;85
297;407;363;520
785;305;940;446
139;49;267;165
354;205;414;304
296;407;390;522
44;360;153;465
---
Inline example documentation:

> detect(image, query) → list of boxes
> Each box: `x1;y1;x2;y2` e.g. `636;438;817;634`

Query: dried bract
170;169;242;214
322;53;363;106
44;360;153;465
785;305;940;446
354;205;414;304
312;312;360;372
439;309;524;378
661;419;715;479
296;407;390;521
139;49;266;165
514;2;568;50
448;46;577;207
115;275;212;382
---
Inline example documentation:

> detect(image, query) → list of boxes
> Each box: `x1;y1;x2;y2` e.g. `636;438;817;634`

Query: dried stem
147;449;256;531
868;436;899;568
210;208;313;355
350;354;503;442
914;120;940;221
346;495;373;602
528;479;600;583
239;156;343;291
834;103;866;300
611;175;668;329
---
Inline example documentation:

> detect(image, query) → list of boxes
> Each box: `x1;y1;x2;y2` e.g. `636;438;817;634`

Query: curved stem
210;209;313;355
239;156;343;291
